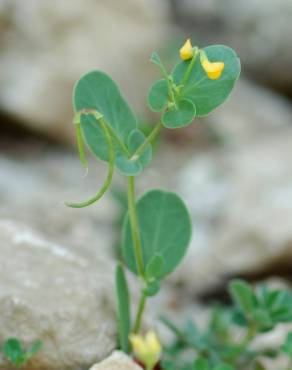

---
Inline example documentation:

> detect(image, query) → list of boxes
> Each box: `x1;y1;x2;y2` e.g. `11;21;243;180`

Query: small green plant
161;280;292;370
67;38;240;369
2;338;42;368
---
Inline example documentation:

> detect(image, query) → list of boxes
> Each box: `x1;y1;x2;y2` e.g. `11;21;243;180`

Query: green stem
133;291;147;334
181;48;198;86
127;176;145;277
66;114;115;208
130;122;163;161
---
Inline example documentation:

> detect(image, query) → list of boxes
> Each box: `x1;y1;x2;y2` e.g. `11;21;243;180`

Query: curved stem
127;176;145;277
133;291;147;334
66;115;115;208
130;122;163;161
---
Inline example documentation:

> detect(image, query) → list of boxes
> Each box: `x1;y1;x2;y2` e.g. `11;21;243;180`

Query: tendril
65;109;115;208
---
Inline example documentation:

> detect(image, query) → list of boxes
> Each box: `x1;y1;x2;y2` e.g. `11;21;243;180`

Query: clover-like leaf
148;79;169;112
162;99;196;128
74;71;151;175
172;45;240;116
122;190;192;278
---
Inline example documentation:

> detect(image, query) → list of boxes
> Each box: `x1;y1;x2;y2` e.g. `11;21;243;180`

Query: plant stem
181;48;198;86
130;122;163;161
127;176;145;278
133;291;147;333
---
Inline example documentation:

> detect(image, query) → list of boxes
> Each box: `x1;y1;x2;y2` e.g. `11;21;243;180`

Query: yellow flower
180;39;194;61
129;330;161;369
201;55;225;80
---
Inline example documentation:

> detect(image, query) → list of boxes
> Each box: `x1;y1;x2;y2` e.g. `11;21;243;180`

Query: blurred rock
174;128;292;293
218;0;292;91
0;0;170;142
89;351;142;370
0;220;116;370
0;142;116;262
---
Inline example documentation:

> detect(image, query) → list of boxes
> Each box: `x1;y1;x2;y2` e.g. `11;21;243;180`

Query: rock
0;220;116;370
0;0;170;142
217;0;292;91
173;128;292;293
89;351;142;370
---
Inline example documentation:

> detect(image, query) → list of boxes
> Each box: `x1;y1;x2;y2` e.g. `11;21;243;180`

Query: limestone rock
0;0;170;142
0;220;116;370
89;351;142;370
174;129;292;293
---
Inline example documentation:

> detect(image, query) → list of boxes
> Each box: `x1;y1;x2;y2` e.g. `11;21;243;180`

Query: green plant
67;38;240;369
2;338;42;368
161;280;292;370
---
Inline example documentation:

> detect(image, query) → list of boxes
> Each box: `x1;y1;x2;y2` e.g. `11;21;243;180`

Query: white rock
0;0;170;142
175;129;292;293
0;220;116;370
89;351;142;370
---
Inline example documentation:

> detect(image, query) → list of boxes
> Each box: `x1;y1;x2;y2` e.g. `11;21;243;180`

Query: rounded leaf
172;45;240;116
162;99;196;129
122;190;192;278
148;79;168;112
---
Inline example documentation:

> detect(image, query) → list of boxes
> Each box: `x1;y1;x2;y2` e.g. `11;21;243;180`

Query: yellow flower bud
200;53;225;80
180;39;194;61
129;330;161;369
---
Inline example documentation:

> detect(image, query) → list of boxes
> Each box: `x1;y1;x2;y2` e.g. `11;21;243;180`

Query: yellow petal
129;334;147;358
180;39;194;61
145;331;162;356
201;60;225;80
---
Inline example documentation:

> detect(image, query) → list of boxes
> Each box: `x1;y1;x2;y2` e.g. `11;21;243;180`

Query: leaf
282;332;292;356
148;79;169;112
229;279;255;316
150;52;165;70
74;71;151;175
144;281;160;297
23;340;42;362
3;338;23;366
122;190;192;278
145;254;164;281
193;357;209;370
115;129;152;175
172;45;240;116
115;264;131;353
74;71;136;160
214;364;235;370
162;99;196;128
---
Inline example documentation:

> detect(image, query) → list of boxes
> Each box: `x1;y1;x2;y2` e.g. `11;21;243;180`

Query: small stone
89;351;143;370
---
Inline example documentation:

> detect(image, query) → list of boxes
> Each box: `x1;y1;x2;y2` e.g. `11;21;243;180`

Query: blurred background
1;0;292;369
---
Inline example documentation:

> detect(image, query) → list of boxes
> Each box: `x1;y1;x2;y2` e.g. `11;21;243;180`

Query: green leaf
74;71;136;160
144;280;160;297
3;338;23;366
115;129;152;176
150;52;166;71
23;340;42;362
145;254;164;281
74;71;151;176
122;190;192;278
115;264;131;353
148;79;169;112
193;357;209;370
172;45;240;116
229;279;255;316
282;332;292;356
253;308;273;331
214;364;235;370
162;99;196;128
